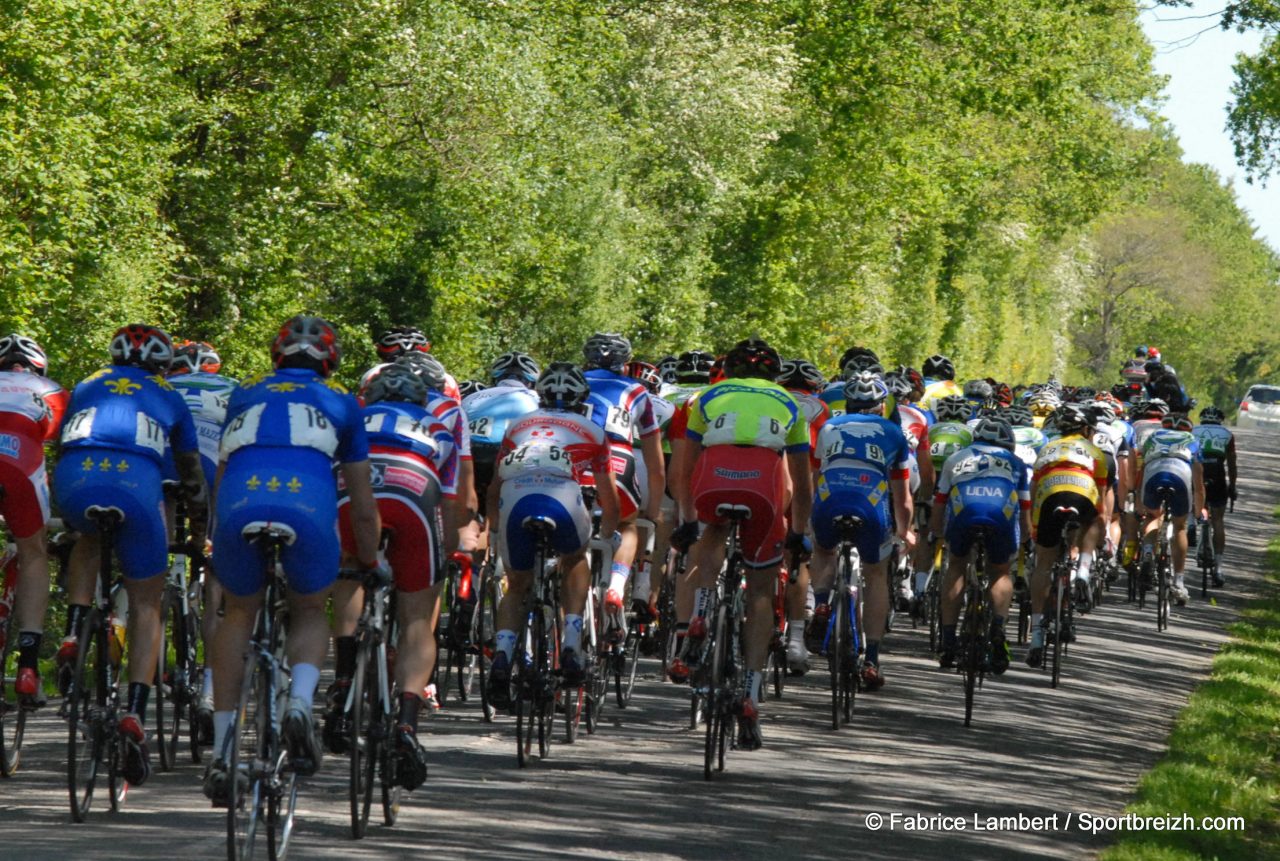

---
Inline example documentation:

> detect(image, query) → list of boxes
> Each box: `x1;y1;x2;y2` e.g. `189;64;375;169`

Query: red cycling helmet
0;333;49;375
110;324;174;374
375;325;430;361
622;360;662;394
272;315;341;376
170;339;223;375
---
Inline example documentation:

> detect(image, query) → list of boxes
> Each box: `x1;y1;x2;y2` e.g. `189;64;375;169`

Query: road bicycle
509;517;563;766
1196;515;1215;598
156;486;206;770
823;515;865;730
1040;506;1081;689
957;527;994;727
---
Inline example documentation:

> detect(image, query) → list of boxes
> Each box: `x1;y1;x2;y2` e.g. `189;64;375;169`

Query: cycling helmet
723;339;781;380
458;379;488;398
675;349;715;384
992;381;1013;407
895;365;925;399
934;394;972;422
841;353;883;379
535;362;590;411
623;360;662;394
657;355;679;384
1052;403;1091;436
490;351;540;386
963;379;993;402
364;364;428;406
110;324;175;374
843;371;888;412
922;354;955;381
1199;405;1225;425
1028;391;1061;418
395;352;448;392
582;332;632;370
1071;386;1097;402
170;339;222;375
838;347;880;373
883;370;913;400
1135;345;1149;358
375;325;430;361
0;334;48;375
271;315;340;376
1143;398;1170;419
1162;414;1193;431
1148;347;1161;361
1003;404;1034;428
972;417;1015;451
778;358;826;393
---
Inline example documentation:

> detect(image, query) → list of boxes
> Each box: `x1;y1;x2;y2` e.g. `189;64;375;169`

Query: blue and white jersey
461;380;540;448
815;414;912;479
169;371;238;478
1191;424;1233;465
583;368;659;448
935;443;1030;516
61;365;198;468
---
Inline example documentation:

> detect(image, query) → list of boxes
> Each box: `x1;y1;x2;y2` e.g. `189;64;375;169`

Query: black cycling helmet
0;334;49;375
934;394;972;423
1052;403;1091;436
675;349;715;384
365;364;428;405
972;417;1015;451
395;352;448;393
583;332;632;371
778;358;826;393
882;370;913;400
490;351;540;386
536;362;591;411
723;338;781;380
841;352;884;379
838;346;880;373
657;355;679;384
962;379;993;401
458;379;488;398
1199;405;1225;425
1003;404;1034;428
375;325;430;361
843;371;888;412
922;354;955;381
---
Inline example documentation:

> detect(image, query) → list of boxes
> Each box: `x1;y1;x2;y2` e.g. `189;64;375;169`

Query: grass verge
1101;509;1280;861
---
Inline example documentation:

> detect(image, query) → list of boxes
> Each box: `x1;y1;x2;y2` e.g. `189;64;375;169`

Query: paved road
2;429;1276;861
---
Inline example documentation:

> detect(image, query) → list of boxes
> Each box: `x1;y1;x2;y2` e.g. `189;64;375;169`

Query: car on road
1237;384;1280;429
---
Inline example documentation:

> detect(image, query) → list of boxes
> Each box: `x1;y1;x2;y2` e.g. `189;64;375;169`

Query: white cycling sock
213;710;235;758
745;669;763;705
495;629;518;662
805;585;815;617
1173;572;1186;589
289;663;320;704
914;570;930;594
1030;614;1044;648
607;562;630;596
1077;552;1093;584
562;615;583;652
202;667;214;699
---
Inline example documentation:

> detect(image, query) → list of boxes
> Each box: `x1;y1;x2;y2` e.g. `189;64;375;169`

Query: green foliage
0;0;1275;393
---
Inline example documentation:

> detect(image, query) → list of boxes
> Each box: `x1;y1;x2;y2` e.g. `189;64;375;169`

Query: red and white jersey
498;409;611;484
899;402;930;455
0;371;67;470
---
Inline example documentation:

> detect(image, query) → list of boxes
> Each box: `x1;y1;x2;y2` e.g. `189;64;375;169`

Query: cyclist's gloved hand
670;520;701;552
360;559;393;587
785;531;812;563
1229;484;1238;501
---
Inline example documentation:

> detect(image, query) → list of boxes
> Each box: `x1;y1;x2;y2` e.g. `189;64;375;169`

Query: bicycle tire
0;616;27;777
927;579;941;653
155;589;178;771
514;606;538;768
1050;577;1065;689
657;567;678;677
227;647;263;861
703;601;729;780
829;590;845;731
962;587;981;727
187;605;205;764
1157;563;1169;632
844;589;858;725
266;745;298;861
537;608;557;759
380;721;402;827
67;610;105;822
768;636;785;701
617;629;641;708
586;592;607;734
349;636;374;839
474;569;497;723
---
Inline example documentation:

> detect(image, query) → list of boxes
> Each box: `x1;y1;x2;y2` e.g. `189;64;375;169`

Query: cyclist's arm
1192;460;1206;518
670;438;698;524
785;450;812;529
640;430;665;521
455;458;479;552
486;472;503;534
890;475;914;550
915;439;935;498
596;468;622;540
340;459;382;567
1226;437;1237;495
175;449;209;544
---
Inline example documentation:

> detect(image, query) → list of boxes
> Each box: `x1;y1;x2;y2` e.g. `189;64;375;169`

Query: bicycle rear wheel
537;609;558;759
586;592;607;734
616;629;641;708
1050;580;1065;689
155;589;181;771
474;567;498;723
227;650;266;861
0;618;27;776
266;747;298;861
348;637;375;839
828;592;846;731
380;713;402;826
657;569;678;677
703;602;729;780
67;611;105;822
962;592;981;727
927;578;941;653
1157;563;1170;632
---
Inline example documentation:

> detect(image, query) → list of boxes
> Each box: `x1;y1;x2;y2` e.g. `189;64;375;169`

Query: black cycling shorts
1034;492;1098;549
1202;461;1229;509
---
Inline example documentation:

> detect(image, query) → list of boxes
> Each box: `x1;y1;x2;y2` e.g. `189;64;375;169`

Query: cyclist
819;347;883;415
1026;403;1108;668
1137;414;1205;605
333;364;459;790
910;394;973;604
166;338;237;733
204;315;380;802
54;324;207;787
890;374;934;610
581;333;664;641
657;355;680;385
928;417;1031;672
1192;405;1235;586
484;363;622;704
777;357;832;673
0;334;68;703
809;372;913;691
622;359;672;619
918;354;962;414
460;351;541;526
374;324;462;402
458;379;487;398
1130;399;1169;450
670;339;812;749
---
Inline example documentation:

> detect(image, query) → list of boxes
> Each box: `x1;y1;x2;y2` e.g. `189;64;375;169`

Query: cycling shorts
1033;491;1096;549
0;425;49;539
1142;464;1192;518
692;446;787;569
212;454;340;597
812;467;893;563
498;474;592;572
471;440;499;518
608;444;644;520
1202;461;1229;509
945;504;1019;565
338;453;444;593
53;447;166;579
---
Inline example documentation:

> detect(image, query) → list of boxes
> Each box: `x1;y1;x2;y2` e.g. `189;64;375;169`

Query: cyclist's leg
604;446;643;626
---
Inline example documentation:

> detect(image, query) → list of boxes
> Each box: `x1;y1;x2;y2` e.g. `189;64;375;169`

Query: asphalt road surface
1;428;1276;861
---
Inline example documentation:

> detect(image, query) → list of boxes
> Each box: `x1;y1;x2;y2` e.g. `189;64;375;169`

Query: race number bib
468;415;493;440
61;408;97;444
605;406;633;439
135;414;166;456
288;402;339;457
393;414;439;452
498;441;575;480
220;403;267;458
